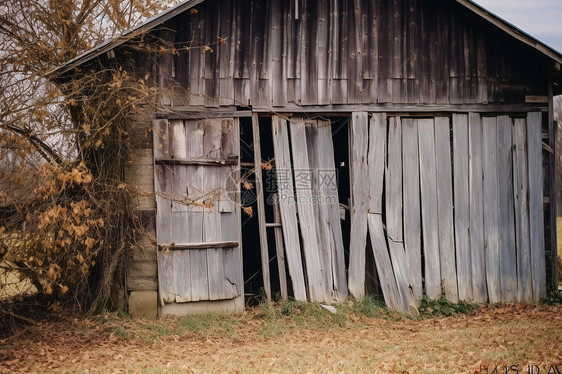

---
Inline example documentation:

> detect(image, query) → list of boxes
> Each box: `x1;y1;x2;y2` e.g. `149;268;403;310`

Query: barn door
153;118;242;305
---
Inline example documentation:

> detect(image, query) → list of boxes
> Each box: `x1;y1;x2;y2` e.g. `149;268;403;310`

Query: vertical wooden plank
271;116;307;301
453;114;473;301
386;116;417;314
368;112;386;214
513;118;532;302
418;118;441;300
153;120;172;246
497;115;517;302
252;113;271;301
273;194;288;300
219;1;235;106
222;118;242;301
401;117;422;302
316;0;329;105
527;112;546;301
290;119;326;302
367;113;406;313
157;251;176;304
434;116;458;302
202;119;225;300
469;113;487;303
313;120;348;302
482;116;501;303
348;112;369;299
271;0;286;106
300;0;318;105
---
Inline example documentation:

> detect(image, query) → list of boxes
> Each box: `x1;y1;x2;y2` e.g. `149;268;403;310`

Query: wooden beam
252;113;271;301
250;103;548;114
273;194;288;301
161;241;240;250
155;158;238;166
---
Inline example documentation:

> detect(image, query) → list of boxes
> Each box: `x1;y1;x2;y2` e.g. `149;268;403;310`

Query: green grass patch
418;296;478;318
112;325;135;340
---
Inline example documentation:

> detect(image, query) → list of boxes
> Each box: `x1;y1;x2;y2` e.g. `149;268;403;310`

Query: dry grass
0;303;560;373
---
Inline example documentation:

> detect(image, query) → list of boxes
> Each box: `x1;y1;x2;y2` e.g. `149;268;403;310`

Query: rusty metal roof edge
49;0;562;80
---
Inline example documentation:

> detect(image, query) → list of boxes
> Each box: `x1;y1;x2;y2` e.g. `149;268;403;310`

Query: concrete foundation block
128;291;157;318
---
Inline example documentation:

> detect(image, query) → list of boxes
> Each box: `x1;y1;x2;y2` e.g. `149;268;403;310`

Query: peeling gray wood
434;116;458;303
348;112;369;300
290;119;326;302
497;115;517;302
271;115;307;301
252;113;271;301
482;116;501;303
526;111;546;301
452;114;473;301
513;117;532;302
401;117;422;302
469;112;487;303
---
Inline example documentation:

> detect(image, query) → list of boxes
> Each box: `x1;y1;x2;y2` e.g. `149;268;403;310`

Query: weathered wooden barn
53;0;562;317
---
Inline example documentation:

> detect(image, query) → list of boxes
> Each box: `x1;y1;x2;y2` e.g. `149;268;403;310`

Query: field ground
0;301;560;374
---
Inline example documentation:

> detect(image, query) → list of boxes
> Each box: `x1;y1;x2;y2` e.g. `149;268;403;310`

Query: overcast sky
472;0;562;53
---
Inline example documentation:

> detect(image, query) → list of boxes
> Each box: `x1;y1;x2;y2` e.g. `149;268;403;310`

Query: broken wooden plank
385;116;416;313
348;112;370;300
367;214;404;313
469;112;487;303
526;111;546;301
418;118;441;300
434;116;458;303
513;117;532;302
271;115;307;301
452;113;473;301
252;113;271;301
482;116;501;303
290;118;326;302
401;117;423;302
368;113;386;215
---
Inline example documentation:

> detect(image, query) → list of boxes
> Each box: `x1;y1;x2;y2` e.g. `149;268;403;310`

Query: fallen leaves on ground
0;304;560;373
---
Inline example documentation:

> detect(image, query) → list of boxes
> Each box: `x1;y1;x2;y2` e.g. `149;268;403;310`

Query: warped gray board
434;116;458;303
497;115;517;302
386;116;416;313
526;112;546;301
482;116;501;303
452;114;473;302
252;113;271;301
348;111;370;300
271;115;307;301
469;113;487;303
311;119;348;302
290;119;326;302
418;117;441;300
512;117;532;302
401;117;423;302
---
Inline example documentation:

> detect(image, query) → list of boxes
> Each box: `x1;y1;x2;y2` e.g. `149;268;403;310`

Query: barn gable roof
50;0;562;78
